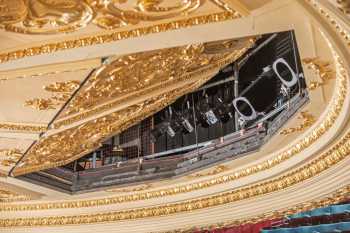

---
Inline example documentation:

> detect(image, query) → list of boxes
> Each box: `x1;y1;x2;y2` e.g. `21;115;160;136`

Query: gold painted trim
1;128;350;226
279;110;316;135
158;185;350;233
0;12;240;65
0;123;47;133
0;189;31;203
52;41;254;128
13;76;216;176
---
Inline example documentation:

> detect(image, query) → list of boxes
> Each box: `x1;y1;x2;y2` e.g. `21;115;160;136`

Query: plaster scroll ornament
0;0;208;34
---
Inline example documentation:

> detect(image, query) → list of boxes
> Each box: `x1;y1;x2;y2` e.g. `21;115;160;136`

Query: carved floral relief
0;0;235;34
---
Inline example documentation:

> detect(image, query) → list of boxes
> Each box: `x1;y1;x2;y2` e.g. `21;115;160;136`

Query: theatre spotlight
272;58;298;88
180;101;194;133
232;97;258;121
197;94;219;127
150;107;176;142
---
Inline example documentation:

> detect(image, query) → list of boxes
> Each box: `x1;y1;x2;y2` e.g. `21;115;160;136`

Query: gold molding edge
157;185;350;233
0;123;47;133
0;12;239;65
0;189;31;203
52;41;255;129
1;127;350;227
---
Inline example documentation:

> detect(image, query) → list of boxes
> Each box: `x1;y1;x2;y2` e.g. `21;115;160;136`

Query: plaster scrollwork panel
24;80;80;110
90;0;203;30
0;0;234;34
303;58;334;91
55;38;255;125
280;111;316;135
0;188;30;202
0;0;94;34
0;149;23;167
13;79;213;175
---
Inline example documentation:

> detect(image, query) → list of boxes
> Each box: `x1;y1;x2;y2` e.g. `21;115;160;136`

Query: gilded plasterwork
0;2;241;64
0;188;30;203
303;58;334;91
0;0;93;34
0;149;23;167
10;38;254;175
187;165;230;178
0;0;238;34
164;185;350;233
107;184;153;193
91;0;204;30
12;78;215;175
2;129;350;226
56;38;254;122
280;111;316;135
24;80;80;110
0;0;348;229
0;123;46;133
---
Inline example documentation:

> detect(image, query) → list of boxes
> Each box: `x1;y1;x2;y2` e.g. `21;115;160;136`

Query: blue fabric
331;203;350;214
261;222;350;233
289;203;350;218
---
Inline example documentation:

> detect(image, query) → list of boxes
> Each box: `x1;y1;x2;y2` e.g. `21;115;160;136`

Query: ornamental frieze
0;0;238;34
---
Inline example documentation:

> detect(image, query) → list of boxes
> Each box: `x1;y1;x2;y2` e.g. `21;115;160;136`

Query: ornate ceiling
0;36;255;176
0;0;249;70
0;0;349;232
0;0;257;176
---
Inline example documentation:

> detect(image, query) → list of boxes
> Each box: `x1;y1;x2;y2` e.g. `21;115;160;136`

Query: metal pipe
234;63;240;131
191;93;199;157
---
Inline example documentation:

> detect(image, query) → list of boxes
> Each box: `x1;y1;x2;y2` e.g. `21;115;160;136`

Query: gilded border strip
1;126;350;227
157;185;350;233
0;123;47;133
0;12;239;65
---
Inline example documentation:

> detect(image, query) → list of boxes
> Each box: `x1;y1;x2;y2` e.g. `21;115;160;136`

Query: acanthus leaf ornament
53;38;255;125
303;58;334;90
0;0;235;34
24;80;80;111
90;0;203;30
0;0;241;64
0;149;23;167
0;188;30;203
0;0;94;34
280;111;316;135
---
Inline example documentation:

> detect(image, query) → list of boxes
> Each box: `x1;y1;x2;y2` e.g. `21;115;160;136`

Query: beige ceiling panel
0;69;92;126
0;137;34;174
0;0;245;70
